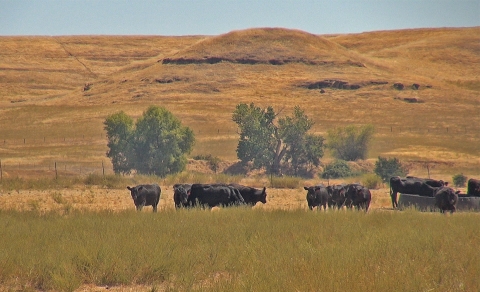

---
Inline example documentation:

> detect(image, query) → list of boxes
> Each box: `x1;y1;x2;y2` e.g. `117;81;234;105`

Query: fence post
55;162;58;180
0;159;2;181
102;161;105;177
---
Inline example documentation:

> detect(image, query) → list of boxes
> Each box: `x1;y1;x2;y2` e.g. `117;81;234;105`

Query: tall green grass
0;209;478;291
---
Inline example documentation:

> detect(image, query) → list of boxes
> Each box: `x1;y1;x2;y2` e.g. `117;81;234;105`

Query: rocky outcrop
302;79;388;91
161;57;365;67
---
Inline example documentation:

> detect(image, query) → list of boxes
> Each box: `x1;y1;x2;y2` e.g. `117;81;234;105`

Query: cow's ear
304;187;308;190
262;187;266;194
127;186;132;191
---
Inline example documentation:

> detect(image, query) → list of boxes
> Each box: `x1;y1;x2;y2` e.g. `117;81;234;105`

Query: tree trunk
271;139;286;175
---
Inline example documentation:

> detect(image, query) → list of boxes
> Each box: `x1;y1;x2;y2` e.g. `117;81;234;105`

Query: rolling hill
0;27;479;179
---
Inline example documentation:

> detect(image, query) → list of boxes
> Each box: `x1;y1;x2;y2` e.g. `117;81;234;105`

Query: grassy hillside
0;27;479;179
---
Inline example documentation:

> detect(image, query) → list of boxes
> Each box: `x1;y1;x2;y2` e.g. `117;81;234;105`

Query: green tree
104;106;195;176
374;156;408;182
321;160;353;179
279;107;325;175
232;103;324;175
104;111;134;174
452;173;467;187
327;124;374;161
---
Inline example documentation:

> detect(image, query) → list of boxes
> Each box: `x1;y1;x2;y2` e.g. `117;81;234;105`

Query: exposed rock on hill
301;79;389;90
161;28;365;67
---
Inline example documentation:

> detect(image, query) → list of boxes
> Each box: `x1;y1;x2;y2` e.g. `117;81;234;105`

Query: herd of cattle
126;178;480;214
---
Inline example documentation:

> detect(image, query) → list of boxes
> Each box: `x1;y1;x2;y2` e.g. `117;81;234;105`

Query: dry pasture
0;27;479;181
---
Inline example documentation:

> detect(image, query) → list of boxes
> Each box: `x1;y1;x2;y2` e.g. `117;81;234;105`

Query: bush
321;160;353;179
452;173;467;187
193;154;222;173
326;125;374;161
374;156;408;182
361;173;383;189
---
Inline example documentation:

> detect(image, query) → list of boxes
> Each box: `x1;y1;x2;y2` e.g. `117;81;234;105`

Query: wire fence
0;159;113;180
0;125;476;146
0;125;477;180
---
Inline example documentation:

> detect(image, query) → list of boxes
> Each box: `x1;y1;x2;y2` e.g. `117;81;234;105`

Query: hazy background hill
0;27;479;179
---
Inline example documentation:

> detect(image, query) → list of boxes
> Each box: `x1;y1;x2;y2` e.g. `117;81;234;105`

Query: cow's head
173;185;189;206
127;186;144;201
259;187;267;204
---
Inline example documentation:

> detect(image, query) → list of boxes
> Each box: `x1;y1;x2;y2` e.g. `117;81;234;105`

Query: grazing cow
467;178;480;196
326;184;347;209
434;187;459;213
187;184;246;208
304;185;329;210
345;184;371;212
173;183;192;209
389;176;443;209
228;183;267;206
127;184;161;212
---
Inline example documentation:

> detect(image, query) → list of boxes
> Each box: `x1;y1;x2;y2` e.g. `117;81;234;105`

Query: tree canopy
104;106;194;176
232;103;324;175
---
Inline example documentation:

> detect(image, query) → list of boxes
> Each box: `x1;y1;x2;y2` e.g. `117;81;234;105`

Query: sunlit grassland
1;28;479;181
0;209;478;291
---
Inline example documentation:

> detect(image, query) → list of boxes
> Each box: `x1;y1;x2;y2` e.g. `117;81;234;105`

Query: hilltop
0;27;479;179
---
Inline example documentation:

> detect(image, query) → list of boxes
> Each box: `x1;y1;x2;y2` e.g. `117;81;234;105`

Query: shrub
361;173;383;189
193;154;222;173
374;156;408;182
452;173;467;187
321;160;353;179
326;125;374;161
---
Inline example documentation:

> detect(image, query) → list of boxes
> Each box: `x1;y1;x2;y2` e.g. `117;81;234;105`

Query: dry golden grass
0;185;395;213
0;27;479;180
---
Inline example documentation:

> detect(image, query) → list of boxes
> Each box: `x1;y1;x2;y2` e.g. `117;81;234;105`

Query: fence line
0;125;476;146
0;160;113;180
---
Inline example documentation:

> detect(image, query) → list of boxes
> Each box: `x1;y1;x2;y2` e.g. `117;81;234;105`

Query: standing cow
389;176;443;209
467;178;480;196
326;184;347;209
173;183;192;209
187;184;246;208
304;185;329;210
127;184;161;212
434;187;458;213
345;184;371;212
229;183;267;206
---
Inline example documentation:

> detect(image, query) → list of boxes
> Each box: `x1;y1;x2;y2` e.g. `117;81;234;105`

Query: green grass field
0;208;478;291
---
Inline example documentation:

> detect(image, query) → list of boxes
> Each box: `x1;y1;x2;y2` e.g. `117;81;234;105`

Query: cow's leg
391;191;398;209
153;204;158;212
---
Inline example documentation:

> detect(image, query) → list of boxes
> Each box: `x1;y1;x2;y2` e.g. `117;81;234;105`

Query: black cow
127;184;161;212
406;176;445;187
326;184;347;209
434;187;459;213
389;176;443;209
304;185;329;210
173;183;192;209
345;184;371;212
467;178;480;196
228;183;267;206
187;184;246;208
